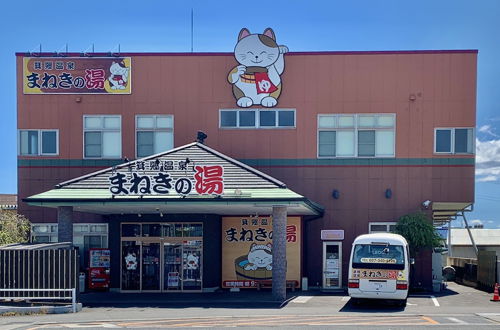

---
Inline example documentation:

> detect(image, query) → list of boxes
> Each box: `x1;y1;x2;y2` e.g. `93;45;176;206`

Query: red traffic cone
491;283;500;302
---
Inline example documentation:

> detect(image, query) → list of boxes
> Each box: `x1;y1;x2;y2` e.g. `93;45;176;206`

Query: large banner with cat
221;216;301;289
227;28;288;108
23;57;131;94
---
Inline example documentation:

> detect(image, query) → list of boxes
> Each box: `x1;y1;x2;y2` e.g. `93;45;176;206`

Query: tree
0;211;31;245
394;212;441;257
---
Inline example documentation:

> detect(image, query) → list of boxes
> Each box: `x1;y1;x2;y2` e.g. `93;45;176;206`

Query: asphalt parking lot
0;282;499;329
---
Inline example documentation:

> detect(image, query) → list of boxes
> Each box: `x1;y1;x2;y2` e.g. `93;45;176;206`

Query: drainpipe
448;219;452;258
461;211;478;257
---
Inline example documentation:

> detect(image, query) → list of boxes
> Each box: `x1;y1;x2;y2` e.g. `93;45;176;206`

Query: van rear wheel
399;299;407;307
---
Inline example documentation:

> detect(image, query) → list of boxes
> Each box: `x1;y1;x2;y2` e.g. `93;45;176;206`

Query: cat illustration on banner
244;243;273;271
108;61;129;90
228;28;288;108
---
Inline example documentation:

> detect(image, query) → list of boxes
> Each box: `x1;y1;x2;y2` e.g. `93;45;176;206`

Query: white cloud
471;219;483;225
478;125;498;137
475;139;500;182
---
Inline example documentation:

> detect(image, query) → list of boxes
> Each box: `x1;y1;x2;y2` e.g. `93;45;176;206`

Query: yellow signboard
23;57;131;94
221;216;301;289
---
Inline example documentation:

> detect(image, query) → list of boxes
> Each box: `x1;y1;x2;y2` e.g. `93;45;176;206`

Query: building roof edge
15;49;479;57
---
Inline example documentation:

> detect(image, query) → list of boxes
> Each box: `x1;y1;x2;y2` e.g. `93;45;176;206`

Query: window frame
219;109;296;129
317;114;396;158
434;127;475;155
369;222;397;234
83;115;122;159
135;115;174;158
18;129;59;156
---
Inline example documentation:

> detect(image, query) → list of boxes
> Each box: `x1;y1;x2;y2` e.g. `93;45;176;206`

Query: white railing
0;288;77;313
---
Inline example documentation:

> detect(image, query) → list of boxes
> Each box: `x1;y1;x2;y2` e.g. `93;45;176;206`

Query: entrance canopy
432;202;473;226
25;142;324;217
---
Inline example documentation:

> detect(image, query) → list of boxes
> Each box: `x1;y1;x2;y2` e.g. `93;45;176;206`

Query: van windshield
352;244;405;270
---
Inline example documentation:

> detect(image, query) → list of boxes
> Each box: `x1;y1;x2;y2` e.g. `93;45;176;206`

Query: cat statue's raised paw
228;28;287;108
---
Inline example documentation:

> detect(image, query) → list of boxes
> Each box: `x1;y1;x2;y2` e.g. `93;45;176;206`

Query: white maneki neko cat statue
228;28;288;108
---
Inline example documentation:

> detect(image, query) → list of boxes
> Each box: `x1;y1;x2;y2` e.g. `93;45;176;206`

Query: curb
0;303;82;315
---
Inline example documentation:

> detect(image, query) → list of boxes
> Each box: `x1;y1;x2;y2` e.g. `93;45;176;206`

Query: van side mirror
410;258;415;265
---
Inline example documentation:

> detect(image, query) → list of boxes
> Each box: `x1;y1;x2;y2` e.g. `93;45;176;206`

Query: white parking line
447;317;467;324
341;296;350;302
292;296;313;303
430;295;440;307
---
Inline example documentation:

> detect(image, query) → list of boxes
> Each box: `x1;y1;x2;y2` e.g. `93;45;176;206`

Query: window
31;223;109;266
369;222;397;234
19;130;58;156
434;128;474;154
84;115;121;158
318;114;395;158
219;109;296;128
136;115;174;157
72;224;109;270
31;224;58;243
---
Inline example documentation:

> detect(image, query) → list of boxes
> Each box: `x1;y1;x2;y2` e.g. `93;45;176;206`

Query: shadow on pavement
80;291;296;309
339;298;406;313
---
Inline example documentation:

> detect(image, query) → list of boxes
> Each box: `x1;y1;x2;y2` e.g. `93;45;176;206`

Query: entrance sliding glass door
164;243;182;291
121;222;203;292
182;243;202;291
142;242;161;291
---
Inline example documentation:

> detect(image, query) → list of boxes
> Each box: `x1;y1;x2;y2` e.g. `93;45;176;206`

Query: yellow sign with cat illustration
227;28;288;108
221;216;301;289
23;57;131;94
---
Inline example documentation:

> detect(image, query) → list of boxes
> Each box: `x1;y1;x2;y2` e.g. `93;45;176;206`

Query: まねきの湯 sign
23;57;132;94
221;216;300;289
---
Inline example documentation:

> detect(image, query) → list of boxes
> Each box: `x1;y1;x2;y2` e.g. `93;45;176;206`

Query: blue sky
1;0;499;228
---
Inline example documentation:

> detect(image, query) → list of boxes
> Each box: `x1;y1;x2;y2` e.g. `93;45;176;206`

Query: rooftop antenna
109;44;121;57
81;44;94;57
29;44;42;57
56;43;68;57
191;8;194;52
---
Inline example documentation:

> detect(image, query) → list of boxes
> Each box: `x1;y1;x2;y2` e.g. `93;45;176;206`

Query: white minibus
348;233;412;307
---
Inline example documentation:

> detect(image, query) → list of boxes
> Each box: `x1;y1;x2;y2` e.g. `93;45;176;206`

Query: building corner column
272;205;287;302
57;206;73;243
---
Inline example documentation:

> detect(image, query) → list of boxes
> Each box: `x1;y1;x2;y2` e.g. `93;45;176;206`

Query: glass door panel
121;241;140;290
323;242;342;289
164;243;182;291
142;242;160;290
182;242;202;291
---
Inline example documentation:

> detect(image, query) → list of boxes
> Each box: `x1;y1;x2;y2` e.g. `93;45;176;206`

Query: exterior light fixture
332;189;340;199
197;131;207;144
385;189;392;199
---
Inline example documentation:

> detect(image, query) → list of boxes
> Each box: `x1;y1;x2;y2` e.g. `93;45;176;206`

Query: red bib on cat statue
254;72;278;94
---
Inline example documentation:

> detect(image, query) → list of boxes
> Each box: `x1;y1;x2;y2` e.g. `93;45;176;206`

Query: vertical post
272;205;287;302
448;219;452;258
462;212;478;257
72;288;77;313
57;206;73;243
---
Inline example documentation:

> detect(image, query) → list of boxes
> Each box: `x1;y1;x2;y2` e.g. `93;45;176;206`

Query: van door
322;242;342;289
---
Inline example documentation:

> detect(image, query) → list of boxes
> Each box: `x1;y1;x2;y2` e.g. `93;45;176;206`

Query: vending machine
88;248;111;290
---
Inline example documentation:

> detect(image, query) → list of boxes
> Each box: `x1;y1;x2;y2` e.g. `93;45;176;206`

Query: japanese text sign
23;57;131;94
221;216;301;289
108;161;224;197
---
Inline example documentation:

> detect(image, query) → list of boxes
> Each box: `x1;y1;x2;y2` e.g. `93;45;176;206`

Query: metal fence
477;250;497;291
0;249;79;300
